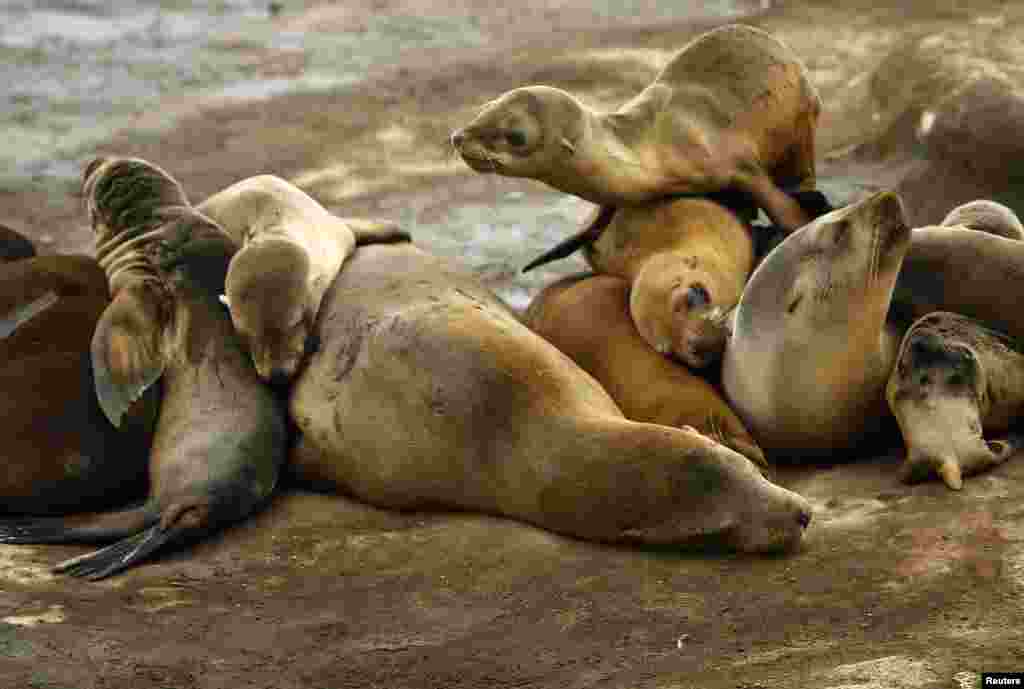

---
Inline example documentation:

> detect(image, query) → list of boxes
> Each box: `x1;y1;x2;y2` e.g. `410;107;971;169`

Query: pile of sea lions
2;23;1022;579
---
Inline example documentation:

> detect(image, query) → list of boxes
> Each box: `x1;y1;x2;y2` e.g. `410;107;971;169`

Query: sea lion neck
95;208;235;298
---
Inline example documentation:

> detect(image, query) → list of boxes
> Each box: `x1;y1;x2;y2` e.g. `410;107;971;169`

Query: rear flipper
54;523;176;581
0;504;153;544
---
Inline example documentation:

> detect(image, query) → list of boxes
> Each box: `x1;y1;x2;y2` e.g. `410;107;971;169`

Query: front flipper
344;217;412;246
522;205;617;273
736;168;814;235
91;283;169;427
54;523;174;580
0;290;58;341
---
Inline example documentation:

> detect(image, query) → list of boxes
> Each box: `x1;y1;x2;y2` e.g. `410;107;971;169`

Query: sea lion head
940;199;1024;241
613;428;813;553
223;239;313;385
451;86;584;179
886;312;1011;490
630;252;730;368
723;191;911;452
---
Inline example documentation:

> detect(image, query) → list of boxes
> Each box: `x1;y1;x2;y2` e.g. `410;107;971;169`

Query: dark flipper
0;224;36;262
522;205;617;273
0;505;153;544
346;218;412;246
53;523;175;581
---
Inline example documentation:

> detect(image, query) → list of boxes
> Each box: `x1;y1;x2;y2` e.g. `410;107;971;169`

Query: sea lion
1;255;158;515
0;224;36;262
886;312;1024;489
0;157;287;579
939;200;1024;241
451;24;821;233
522;272;767;469
722;192;1024;462
195;175;355;385
287;242;811;553
582;197;755;368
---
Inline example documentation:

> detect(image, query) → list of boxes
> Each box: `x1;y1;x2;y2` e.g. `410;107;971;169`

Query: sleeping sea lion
287;242;811;553
452;24;820;234
0;157;287;579
1;255;158;515
886;312;1024;489
522;272;766;469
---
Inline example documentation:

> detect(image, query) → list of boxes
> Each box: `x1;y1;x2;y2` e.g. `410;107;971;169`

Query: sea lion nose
451;130;465;148
797;509;812;529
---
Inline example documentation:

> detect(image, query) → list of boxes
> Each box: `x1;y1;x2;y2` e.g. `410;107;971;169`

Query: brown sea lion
582;197;754;368
1;255;158;515
886;312;1024;490
522;272;766;469
0;157;287;579
723;192;1024;468
938;200;1024;241
0;225;36;262
451;24;820;234
288;242;811;553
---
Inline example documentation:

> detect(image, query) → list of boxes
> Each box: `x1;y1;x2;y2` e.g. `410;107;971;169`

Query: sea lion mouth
457;149;502;173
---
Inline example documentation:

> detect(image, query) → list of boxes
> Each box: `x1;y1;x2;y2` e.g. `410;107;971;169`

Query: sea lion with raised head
723;194;1024;469
1;255;158;515
886;312;1024;489
0;157;287;579
452;24;821;234
287;242;811;553
523;272;767;469
196;175;409;384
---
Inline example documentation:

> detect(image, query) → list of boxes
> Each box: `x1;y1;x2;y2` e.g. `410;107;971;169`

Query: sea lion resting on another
452;24;821;234
1;255;158;515
288;242;811;553
0;157;287;579
523;272;767;470
581;197;755;368
723;194;1024;487
197;175;408;384
886;312;1024;489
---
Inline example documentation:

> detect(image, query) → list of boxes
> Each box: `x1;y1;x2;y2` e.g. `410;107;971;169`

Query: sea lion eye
506;131;527;147
685;284;710;309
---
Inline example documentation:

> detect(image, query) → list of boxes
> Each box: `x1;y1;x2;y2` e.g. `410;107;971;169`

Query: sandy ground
4;1;1024;687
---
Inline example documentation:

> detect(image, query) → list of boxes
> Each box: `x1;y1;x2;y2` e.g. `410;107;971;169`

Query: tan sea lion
451;24;820;233
0;224;36;262
886;312;1024;490
583;197;754;368
723;192;1024;465
939;200;1024;241
1;255;158;515
522;273;766;469
196;175;409;385
0;157;287;579
288;242;811;553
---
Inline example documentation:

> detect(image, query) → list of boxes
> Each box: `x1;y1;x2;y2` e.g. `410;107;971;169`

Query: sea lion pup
522;273;767;470
886;312;1024;490
451;24;820;234
0;157;287;580
0;224;36;262
288;242;811;553
1;255;158;515
938;200;1024;241
584;197;754;368
196;175;410;384
722;192;1024;462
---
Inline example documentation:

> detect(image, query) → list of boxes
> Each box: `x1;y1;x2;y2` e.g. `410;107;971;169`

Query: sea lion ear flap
560;137;576;156
91;284;169;428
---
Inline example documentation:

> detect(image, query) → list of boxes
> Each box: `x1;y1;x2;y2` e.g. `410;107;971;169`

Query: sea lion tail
53;523;175;580
0;504;155;545
522;205;617;273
